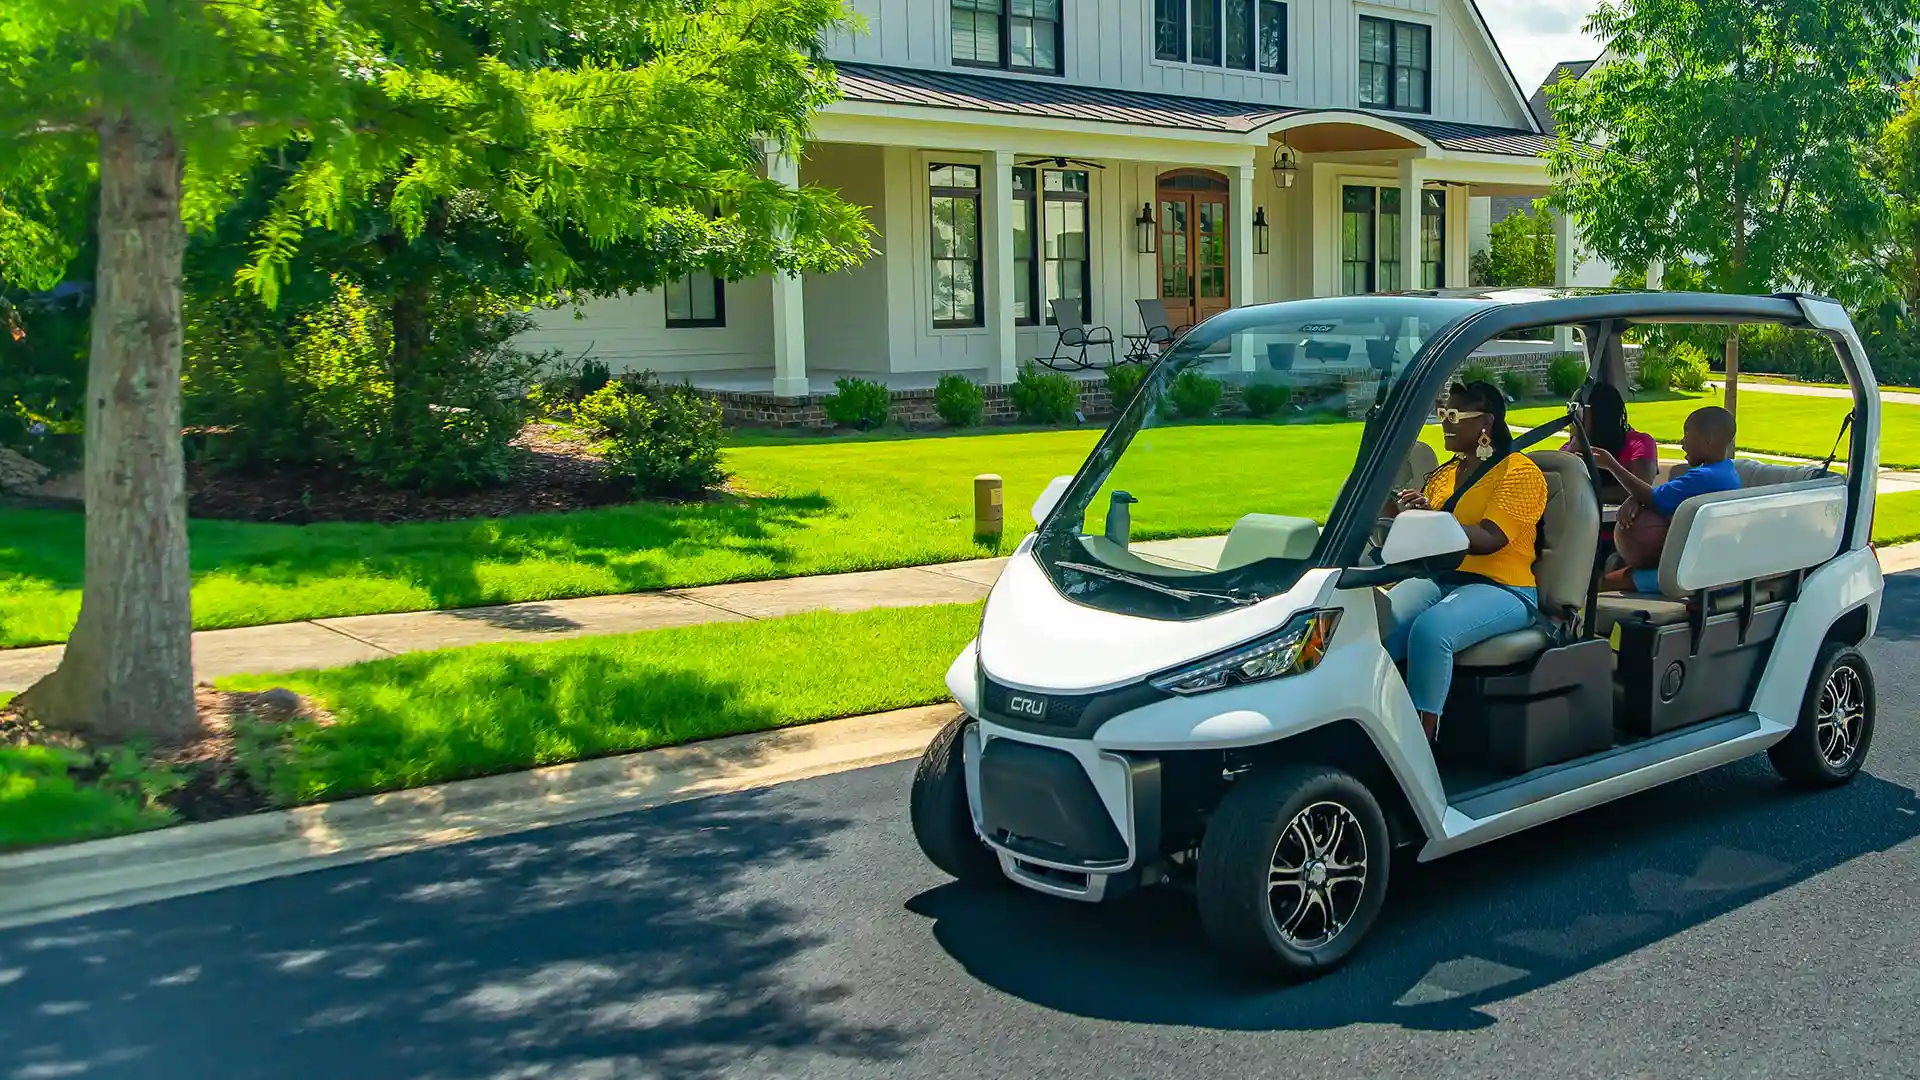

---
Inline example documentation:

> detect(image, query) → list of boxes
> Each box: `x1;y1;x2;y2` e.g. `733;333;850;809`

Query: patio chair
1037;298;1117;371
1135;298;1193;359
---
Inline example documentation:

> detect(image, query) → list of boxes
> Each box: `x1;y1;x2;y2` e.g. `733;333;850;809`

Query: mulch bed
184;423;635;525
1;685;328;826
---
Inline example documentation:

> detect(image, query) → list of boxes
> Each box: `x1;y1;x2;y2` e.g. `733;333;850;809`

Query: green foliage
1242;382;1293;418
1499;369;1531;402
1469;202;1557;287
1667;342;1712;392
822;377;891;431
1548;354;1588;398
1009;365;1080;425
1166;369;1224;419
597;375;726;498
1105;363;1148;410
1636;355;1675;393
1456;360;1499;389
182;280;542;491
933;372;983;428
0;286;88;448
1548;0;1920;295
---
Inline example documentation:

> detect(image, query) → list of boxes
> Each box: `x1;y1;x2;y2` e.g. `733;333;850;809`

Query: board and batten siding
825;0;1532;130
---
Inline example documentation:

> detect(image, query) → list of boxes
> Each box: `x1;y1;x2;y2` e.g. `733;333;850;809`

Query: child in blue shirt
1591;405;1741;593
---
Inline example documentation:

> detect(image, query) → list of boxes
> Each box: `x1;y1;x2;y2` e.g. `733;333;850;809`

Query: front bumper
965;721;1161;902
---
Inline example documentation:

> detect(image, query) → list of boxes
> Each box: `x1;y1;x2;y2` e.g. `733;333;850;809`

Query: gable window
1358;16;1430;113
665;270;724;328
931;164;984;328
952;1;1062;75
1155;1;1285;74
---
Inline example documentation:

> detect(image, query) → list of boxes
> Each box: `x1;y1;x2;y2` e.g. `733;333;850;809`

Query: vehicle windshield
1031;295;1496;620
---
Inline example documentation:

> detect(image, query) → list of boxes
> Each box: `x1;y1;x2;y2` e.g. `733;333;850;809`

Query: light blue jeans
1384;578;1539;715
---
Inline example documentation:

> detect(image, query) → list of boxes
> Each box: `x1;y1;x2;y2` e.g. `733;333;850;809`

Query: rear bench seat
1593;458;1846;635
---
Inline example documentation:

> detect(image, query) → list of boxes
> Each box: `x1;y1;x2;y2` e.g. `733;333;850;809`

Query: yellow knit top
1422;454;1549;588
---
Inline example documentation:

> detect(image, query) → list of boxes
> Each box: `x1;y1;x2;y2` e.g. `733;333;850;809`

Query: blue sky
1478;0;1602;95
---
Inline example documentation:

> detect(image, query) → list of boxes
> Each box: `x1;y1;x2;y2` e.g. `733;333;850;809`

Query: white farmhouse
523;0;1582;410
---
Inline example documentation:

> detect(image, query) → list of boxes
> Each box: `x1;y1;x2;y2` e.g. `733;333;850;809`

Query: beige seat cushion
1455;627;1556;667
1594;594;1691;636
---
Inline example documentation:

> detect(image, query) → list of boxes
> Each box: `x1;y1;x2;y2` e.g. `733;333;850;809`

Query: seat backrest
1391;440;1440;495
1137;297;1169;332
1731;457;1826;489
1655;474;1847;596
1529;450;1601;624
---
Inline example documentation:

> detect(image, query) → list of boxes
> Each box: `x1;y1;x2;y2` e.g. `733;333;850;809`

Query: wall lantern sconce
1253;207;1271;255
1271;141;1299;189
1135;203;1157;254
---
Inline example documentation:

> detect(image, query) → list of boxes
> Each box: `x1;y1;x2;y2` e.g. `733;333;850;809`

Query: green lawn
1877;490;1920;546
221;602;980;807
2;390;1918;649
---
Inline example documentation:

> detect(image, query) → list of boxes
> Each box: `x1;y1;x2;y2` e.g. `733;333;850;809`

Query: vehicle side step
1448;713;1765;822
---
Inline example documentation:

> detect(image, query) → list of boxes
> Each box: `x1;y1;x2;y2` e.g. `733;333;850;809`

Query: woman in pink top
1563;383;1657;548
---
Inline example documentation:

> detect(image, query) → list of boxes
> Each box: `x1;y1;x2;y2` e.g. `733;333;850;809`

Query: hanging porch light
1271;140;1299;189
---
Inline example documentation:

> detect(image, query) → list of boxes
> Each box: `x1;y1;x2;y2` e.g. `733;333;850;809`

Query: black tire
1768;640;1876;787
910;715;1004;886
1196;765;1392;982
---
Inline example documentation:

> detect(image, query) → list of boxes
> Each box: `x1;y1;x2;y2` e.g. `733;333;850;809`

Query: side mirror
1032;475;1073;525
1338;510;1468;588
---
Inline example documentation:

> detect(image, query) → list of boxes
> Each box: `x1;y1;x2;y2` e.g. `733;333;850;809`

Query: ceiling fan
1015;155;1108;170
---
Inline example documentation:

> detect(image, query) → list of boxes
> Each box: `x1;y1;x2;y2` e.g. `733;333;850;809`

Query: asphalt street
5;572;1920;1080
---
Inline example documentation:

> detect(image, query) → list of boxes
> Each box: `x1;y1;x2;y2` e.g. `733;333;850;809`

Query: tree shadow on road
0;787;912;1080
910;756;1920;1034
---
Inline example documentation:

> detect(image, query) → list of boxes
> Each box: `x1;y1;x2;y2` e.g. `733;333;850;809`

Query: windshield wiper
1056;561;1254;606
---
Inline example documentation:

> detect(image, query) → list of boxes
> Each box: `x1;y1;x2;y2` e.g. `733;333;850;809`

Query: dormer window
1154;1;1286;75
952;1;1063;75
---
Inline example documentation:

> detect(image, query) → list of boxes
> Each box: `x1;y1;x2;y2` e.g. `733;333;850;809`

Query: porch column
766;140;809;398
1397;157;1423;292
982;149;1019;384
1230;162;1256;372
1553;206;1576;351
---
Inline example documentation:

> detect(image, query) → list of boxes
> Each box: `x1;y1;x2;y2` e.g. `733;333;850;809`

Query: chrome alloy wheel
1266;800;1369;950
1817;663;1868;769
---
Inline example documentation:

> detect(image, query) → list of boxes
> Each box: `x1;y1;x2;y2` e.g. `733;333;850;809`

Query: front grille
981;678;1087;727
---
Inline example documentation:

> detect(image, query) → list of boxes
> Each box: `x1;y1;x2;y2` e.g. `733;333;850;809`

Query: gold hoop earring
1476;431;1494;461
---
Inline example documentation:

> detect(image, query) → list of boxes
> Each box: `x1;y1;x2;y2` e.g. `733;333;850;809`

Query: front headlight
1148;609;1341;695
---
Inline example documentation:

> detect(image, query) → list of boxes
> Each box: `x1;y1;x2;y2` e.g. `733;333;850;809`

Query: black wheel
1768;641;1876;787
1196;765;1392;981
910;714;1004;885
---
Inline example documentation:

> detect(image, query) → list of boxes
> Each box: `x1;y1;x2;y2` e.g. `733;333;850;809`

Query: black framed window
1358;16;1430;112
1258;0;1286;73
1340;186;1376;296
952;0;1062;74
665;270;724;328
1191;0;1221;64
1012;169;1037;325
1378;187;1404;292
1420;189;1446;288
931;164;984;328
1011;168;1091;326
1154;0;1186;62
1158;1;1284;73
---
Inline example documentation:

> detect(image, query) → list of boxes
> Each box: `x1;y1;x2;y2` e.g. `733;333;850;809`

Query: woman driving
1384;380;1549;744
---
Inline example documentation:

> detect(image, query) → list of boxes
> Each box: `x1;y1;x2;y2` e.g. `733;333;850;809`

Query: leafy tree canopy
1546;0;1920;295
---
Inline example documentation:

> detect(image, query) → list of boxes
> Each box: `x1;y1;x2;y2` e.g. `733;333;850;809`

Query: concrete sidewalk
1708;380;1920;406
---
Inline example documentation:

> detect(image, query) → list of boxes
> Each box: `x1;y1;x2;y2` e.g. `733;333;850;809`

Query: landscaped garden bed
0;602;981;850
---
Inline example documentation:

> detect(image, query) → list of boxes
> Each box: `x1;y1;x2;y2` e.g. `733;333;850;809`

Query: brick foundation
698;346;1635;431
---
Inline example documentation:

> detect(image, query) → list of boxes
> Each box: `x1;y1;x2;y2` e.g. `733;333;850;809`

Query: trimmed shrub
1105;364;1148;410
1009;365;1080;425
1547;354;1587;398
1636;354;1674;393
822;376;892;431
1669;342;1711;392
1167;368;1224;419
1243;382;1293;418
1455;360;1499;389
1499;369;1530;403
933;373;984;428
599;376;726;497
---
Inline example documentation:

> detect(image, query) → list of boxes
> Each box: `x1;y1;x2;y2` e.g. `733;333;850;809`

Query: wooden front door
1157;171;1232;330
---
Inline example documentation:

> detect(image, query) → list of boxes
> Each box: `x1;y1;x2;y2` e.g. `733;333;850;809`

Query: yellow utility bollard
974;474;1003;543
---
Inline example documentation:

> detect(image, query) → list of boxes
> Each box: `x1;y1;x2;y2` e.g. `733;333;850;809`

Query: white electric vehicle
910;289;1883;981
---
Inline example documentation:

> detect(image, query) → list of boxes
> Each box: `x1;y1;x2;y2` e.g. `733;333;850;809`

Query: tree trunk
14;115;197;744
